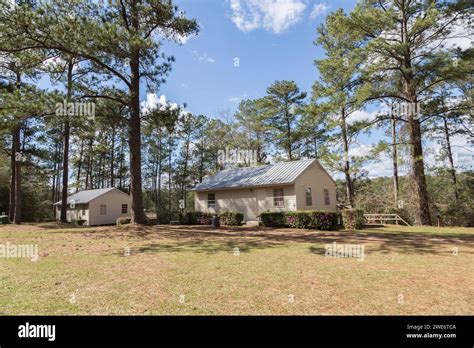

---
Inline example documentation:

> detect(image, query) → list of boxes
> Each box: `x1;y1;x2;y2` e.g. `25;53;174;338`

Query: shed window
207;193;216;208
121;204;128;214
305;187;312;206
324;189;330;205
82;210;86;217
100;205;107;215
273;188;284;207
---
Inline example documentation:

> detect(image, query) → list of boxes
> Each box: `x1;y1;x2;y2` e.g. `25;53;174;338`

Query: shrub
441;202;474;227
182;212;213;225
308;211;340;230
219;211;244;226
260;211;340;230
182;212;198;225
155;211;170;225
116;217;131;226
286;212;312;229
259;212;286;227
341;209;365;230
196;213;212;225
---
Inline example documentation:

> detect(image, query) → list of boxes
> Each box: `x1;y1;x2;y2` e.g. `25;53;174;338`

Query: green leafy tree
234;99;269;164
348;0;472;224
312;9;368;207
0;45;48;223
0;0;198;224
258;80;307;161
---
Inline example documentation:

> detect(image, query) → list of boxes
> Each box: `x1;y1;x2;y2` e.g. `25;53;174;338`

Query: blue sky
37;0;472;178
152;0;472;177
158;0;356;118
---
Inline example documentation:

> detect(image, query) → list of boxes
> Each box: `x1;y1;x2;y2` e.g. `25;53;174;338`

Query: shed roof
54;187;128;205
192;159;318;191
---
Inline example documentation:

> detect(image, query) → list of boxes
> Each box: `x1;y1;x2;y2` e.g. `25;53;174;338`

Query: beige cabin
192;159;337;222
54;187;131;226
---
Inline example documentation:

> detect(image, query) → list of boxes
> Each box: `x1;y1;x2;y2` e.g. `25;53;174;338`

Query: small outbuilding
54;187;131;226
192;159;338;222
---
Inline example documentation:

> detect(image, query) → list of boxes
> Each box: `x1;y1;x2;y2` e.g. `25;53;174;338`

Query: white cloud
310;2;329;19
347;109;378;125
191;50;216;63
229;0;307;34
442;23;472;50
338;132;474;179
228;92;249;104
141;94;179;115
427;133;474;171
175;33;196;45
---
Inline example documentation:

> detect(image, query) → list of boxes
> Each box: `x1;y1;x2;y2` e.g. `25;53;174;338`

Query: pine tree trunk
119;134;124;190
157;143;162;221
153;153;158;219
443;117;458;200
391;111;399;207
60;60;74;223
55;133;62;203
51;140;59;218
110;125;115;188
286;111;292;160
98;155;103;189
85;138;92;190
128;48;146;224
12;126;21;224
407;100;431;225
181;135;190;207
199;139;204;182
9;131;16;222
341;107;354;207
76;140;84;193
168;139;172;222
402;13;431;225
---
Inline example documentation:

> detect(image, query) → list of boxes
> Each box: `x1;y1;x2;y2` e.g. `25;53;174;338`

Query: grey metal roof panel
53;187;122;205
192;159;316;191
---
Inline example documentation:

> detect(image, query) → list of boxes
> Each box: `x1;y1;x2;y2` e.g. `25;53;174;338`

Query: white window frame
305;187;313;206
273;188;284;207
121;204;128;214
100;205;107;215
324;189;330;205
207;193;216;208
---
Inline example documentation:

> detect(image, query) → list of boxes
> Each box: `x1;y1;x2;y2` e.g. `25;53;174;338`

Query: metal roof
192;159;317;191
54;187;127;205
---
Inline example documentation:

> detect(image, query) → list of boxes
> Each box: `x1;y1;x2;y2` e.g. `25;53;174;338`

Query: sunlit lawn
0;222;472;315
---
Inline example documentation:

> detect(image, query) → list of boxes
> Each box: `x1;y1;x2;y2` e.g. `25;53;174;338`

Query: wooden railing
364;214;410;226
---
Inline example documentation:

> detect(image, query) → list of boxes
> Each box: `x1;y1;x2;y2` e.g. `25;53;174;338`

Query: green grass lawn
0;223;473;315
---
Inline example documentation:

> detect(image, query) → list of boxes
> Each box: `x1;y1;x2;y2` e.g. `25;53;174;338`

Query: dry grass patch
0;223;472;315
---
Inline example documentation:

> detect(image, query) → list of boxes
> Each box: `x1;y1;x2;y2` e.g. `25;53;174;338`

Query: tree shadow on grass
305;231;474;256
125;238;285;255
46;224;474;256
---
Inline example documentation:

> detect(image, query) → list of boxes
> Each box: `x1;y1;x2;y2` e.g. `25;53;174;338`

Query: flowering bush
309;212;337;230
286;212;312;228
219;211;244;226
183;211;244;226
260;211;340;230
183;212;212;225
196;214;212;225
